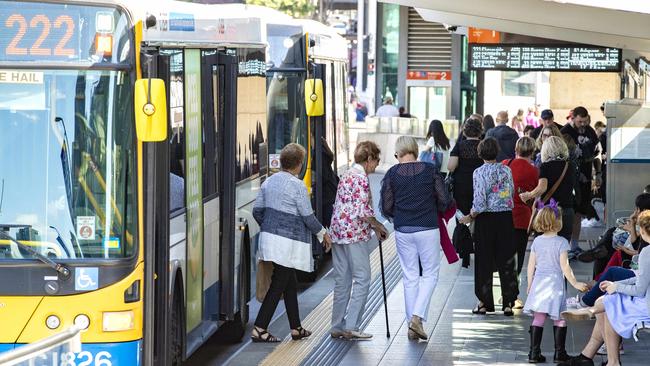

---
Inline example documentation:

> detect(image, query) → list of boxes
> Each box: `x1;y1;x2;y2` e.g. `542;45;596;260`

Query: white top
375;104;400;117
425;137;451;173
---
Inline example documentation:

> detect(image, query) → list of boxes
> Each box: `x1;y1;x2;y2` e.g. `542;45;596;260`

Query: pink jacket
439;203;459;264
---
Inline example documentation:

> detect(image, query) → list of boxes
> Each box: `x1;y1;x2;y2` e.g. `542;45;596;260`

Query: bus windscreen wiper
0;229;71;279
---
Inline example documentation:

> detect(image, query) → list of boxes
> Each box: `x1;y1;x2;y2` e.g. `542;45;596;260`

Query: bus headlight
74;314;90;330
102;311;134;332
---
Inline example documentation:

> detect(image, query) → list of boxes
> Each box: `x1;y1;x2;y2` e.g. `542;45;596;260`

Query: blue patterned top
471;162;514;214
380;162;453;232
253;171;325;271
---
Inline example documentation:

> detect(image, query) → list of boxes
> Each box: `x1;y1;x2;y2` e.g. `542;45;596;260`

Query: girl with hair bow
523;198;590;363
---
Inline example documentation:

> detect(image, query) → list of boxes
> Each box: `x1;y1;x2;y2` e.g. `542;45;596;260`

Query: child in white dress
523;199;589;363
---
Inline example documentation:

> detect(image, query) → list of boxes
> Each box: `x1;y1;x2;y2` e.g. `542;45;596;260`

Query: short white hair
395;136;418;158
541;136;568;163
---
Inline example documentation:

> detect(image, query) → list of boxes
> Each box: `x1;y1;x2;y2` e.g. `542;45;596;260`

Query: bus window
236;48;267;182
163;49;186;213
266;71;308;174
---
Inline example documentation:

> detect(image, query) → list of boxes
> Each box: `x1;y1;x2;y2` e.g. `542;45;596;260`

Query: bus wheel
170;282;184;365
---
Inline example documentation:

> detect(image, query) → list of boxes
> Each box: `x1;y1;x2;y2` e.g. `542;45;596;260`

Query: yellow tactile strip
259;234;398;366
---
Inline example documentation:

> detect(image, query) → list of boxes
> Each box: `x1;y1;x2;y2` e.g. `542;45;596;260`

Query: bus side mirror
305;79;324;117
134;78;167;142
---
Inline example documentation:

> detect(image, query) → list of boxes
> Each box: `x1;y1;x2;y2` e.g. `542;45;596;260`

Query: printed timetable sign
469;44;622;71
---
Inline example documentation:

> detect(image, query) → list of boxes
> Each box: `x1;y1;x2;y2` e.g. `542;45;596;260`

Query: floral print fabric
329;164;375;244
471;162;514;214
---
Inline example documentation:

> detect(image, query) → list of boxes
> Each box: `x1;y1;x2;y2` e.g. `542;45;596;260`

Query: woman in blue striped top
459;137;519;316
251;143;332;342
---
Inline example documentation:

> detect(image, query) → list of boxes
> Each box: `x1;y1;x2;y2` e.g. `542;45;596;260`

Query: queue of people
249;105;650;366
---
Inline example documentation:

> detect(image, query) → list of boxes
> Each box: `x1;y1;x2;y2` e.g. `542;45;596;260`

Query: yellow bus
0;0;311;364
265;17;350;278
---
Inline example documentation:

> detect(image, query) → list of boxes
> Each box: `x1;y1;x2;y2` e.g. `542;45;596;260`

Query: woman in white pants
380;136;454;340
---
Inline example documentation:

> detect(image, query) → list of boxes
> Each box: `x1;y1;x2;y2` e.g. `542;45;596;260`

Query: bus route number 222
4;13;76;58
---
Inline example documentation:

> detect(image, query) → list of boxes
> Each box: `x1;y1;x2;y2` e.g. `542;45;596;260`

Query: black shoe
528;326;547;363
577;244;609;263
553;326;570;362
557;353;595;366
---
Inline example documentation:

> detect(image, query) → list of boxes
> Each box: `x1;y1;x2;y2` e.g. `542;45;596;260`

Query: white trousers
395;229;441;322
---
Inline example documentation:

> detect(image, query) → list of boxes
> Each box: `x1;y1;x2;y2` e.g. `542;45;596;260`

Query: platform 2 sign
469;44;622;72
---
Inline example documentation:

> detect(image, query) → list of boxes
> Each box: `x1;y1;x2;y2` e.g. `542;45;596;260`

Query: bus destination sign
1;7;80;62
469;44;621;71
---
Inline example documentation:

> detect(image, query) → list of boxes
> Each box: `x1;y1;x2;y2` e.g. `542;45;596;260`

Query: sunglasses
394;153;398;159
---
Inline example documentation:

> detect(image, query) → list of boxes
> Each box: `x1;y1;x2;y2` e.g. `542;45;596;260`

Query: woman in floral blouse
329;141;388;340
459;137;519;316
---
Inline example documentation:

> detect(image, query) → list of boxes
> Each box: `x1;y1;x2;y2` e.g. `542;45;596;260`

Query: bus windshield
0;69;136;260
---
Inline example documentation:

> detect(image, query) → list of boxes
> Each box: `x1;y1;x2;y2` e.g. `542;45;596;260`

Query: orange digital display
3;13;76;59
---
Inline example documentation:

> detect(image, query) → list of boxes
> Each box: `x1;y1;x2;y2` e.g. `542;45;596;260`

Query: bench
633;321;650;341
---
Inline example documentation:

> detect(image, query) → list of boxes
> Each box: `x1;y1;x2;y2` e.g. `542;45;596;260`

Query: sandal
472;303;487;315
291;326;312;341
251;327;281;343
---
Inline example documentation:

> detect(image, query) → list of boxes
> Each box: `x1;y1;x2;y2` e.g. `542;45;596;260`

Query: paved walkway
337;228;650;366
184;166;649;365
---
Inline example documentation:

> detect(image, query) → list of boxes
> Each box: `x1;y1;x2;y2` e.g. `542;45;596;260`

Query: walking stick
378;239;390;338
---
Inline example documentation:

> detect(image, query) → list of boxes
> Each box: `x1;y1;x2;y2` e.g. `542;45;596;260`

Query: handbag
527;162;568;234
255;260;274;302
444;173;455;194
418;149;443;171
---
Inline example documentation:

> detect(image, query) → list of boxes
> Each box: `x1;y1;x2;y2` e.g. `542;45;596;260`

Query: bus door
310;62;328;260
200;51;239;329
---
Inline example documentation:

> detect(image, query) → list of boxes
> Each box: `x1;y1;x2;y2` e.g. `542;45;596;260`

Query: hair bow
536;198;560;218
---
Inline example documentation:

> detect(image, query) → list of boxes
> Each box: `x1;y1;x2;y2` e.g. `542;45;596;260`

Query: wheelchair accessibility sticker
75;267;99;291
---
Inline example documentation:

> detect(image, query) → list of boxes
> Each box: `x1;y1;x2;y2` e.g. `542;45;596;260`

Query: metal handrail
0;325;81;366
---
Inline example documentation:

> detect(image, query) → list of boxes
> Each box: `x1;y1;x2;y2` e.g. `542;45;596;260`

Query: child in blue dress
524;199;589;363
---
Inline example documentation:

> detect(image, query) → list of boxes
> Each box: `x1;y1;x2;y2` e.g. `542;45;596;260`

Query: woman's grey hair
280;143;306;170
541;136;569;163
395;136;418;158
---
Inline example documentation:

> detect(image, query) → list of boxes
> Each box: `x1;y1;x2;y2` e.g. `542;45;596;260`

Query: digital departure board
469;44;622;71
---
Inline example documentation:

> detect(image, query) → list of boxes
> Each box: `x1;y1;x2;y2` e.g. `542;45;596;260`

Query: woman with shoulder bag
520;136;576;242
251;143;333;342
420;119;451;175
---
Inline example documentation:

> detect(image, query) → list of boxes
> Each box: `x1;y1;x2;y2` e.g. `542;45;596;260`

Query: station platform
185;174;649;366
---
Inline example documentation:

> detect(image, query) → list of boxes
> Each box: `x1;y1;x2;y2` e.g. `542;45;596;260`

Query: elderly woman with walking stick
329;141;388;340
380;136;454;341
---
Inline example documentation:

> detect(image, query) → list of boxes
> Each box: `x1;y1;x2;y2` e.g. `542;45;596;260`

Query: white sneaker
566;294;583;309
343;330;373;340
591;219;604;228
596;344;625;355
